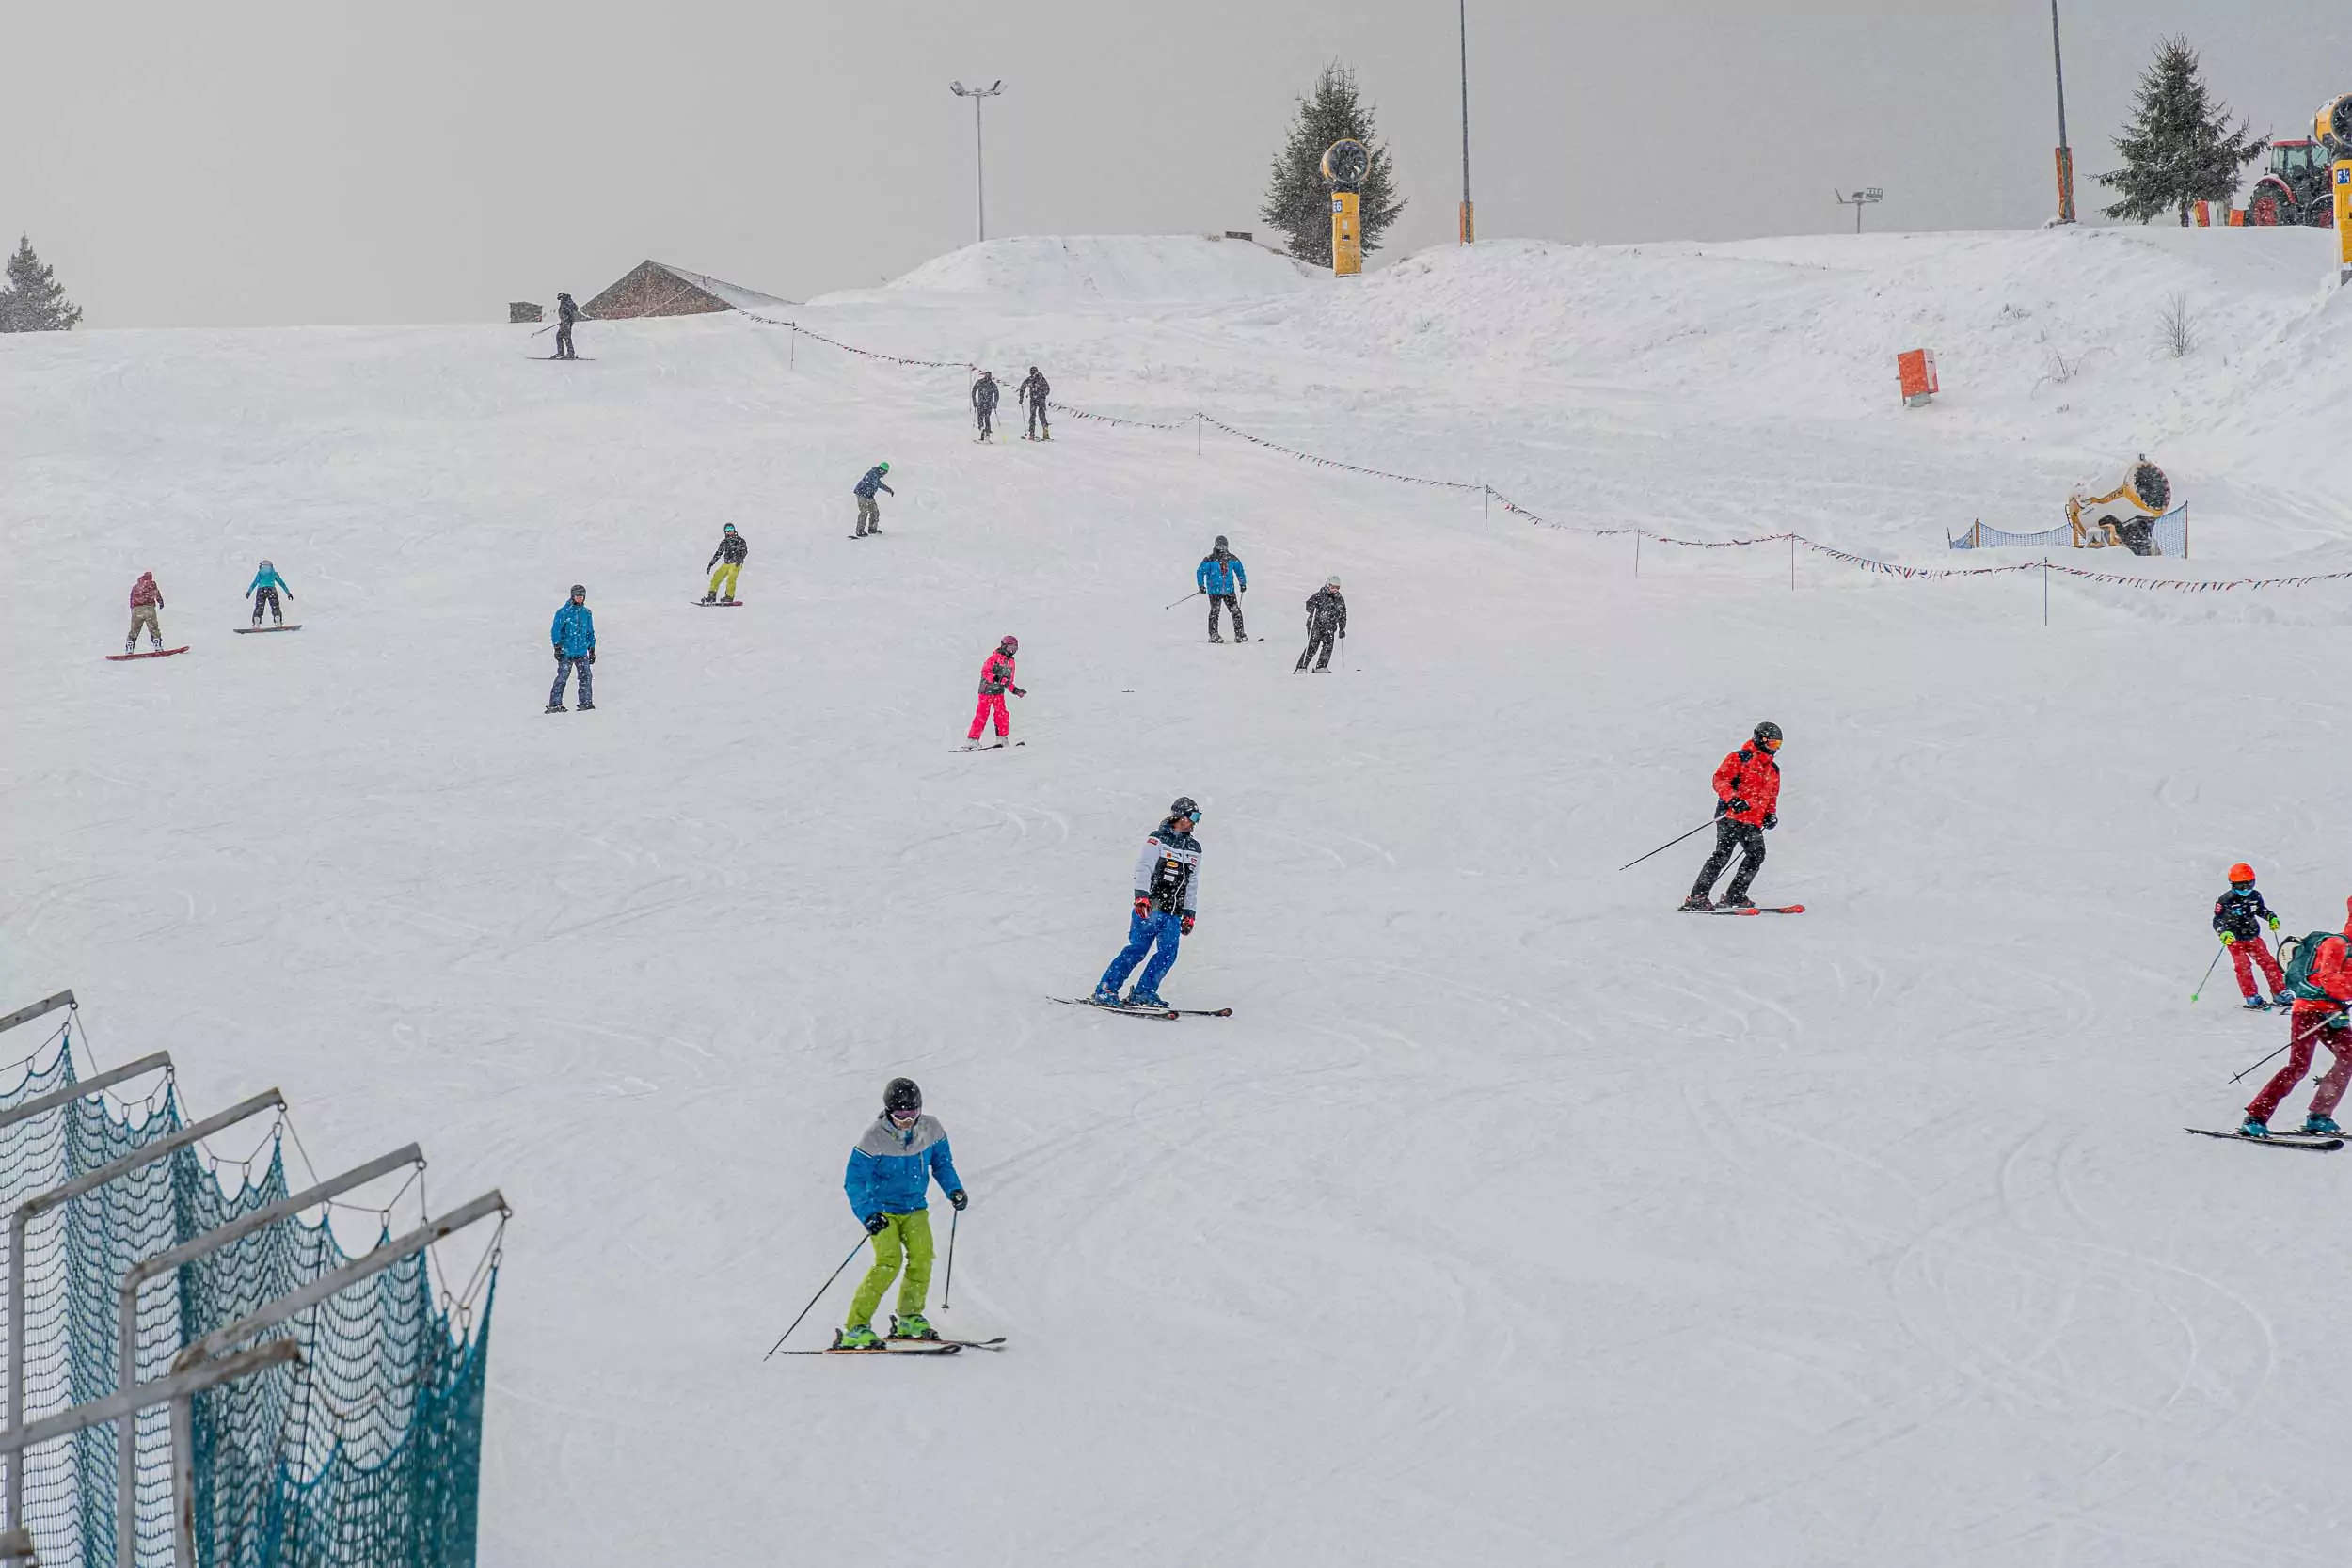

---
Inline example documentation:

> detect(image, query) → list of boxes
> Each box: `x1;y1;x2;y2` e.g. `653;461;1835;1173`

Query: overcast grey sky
3;0;2344;327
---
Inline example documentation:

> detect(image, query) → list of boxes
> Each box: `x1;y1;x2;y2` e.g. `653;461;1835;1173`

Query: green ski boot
889;1313;940;1342
832;1323;884;1351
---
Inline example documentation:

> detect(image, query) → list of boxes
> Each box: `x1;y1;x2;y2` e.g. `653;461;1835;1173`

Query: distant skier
835;1077;966;1350
1294;576;1346;673
971;371;1000;441
1090;798;1203;1009
1198;536;1248;643
1017;366;1051;439
962;635;1025;749
554;293;584;360
547;584;596;712
124;572;167;654
703;524;747;604
1682;721;1784;911
246;560;293;626
2242;900;2352;1139
853;462;894;538
2214;862;2285;1010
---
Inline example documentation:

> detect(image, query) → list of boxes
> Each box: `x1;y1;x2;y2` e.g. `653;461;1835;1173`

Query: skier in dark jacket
1295;577;1346;673
2215;862;2286;1009
1017;367;1051;439
1198;537;1248;642
1683;722;1783;911
1090;799;1205;1009
852;463;894;537
703;524;748;603
554;293;585;360
971;372;1000;441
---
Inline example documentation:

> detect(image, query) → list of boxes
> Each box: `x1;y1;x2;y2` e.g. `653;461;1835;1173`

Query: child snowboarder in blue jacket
836;1077;966;1350
246;561;293;626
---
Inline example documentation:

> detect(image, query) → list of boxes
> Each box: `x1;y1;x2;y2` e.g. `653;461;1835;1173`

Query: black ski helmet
1168;796;1200;823
568;583;585;598
1213;535;1230;550
883;1078;922;1117
1754;721;1783;744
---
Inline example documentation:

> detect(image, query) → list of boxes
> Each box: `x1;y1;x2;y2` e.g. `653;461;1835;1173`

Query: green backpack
2281;931;2341;1003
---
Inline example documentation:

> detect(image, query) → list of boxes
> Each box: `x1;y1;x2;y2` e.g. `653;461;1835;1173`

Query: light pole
1834;187;1883;233
2049;0;2076;223
949;80;1005;244
1458;0;1474;243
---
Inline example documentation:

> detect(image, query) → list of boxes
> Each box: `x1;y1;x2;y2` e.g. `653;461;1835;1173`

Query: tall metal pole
950;82;1004;245
2050;0;2076;223
1458;0;1474;243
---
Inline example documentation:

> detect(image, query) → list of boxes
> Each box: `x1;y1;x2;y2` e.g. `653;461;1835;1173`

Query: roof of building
583;261;798;320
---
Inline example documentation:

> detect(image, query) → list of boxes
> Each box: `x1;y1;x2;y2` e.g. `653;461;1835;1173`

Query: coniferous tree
2098;38;2263;227
1260;63;1406;266
0;235;84;332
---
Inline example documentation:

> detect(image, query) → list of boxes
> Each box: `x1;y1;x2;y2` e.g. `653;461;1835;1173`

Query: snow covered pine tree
0;235;83;332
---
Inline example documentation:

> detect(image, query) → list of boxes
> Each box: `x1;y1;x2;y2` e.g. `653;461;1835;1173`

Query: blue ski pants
550;653;593;708
1099;908;1183;998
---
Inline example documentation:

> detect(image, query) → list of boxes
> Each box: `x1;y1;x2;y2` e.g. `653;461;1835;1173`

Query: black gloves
949;1189;968;1211
1714;798;1729;818
1011;687;1026;698
1762;813;1777;830
864;1212;889;1235
1728;799;1749;816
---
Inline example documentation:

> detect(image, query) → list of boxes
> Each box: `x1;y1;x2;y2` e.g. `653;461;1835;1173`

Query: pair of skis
1687;904;1806;917
1050;997;1232;1022
779;1335;1008;1358
2184;1128;2344;1152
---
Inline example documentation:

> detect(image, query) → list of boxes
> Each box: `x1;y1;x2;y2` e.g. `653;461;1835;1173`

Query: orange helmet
2228;863;2255;884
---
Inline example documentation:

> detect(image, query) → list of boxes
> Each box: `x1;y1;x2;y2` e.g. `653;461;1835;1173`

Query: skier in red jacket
2243;899;2352;1139
961;635;1025;748
1682;721;1783;911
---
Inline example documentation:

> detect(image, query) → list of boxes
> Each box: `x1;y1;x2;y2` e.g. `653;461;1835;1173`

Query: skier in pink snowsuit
964;636;1025;745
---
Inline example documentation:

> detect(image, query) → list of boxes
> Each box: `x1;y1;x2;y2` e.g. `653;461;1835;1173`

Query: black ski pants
1295;624;1338;672
1692;819;1766;901
976;403;995;439
251;587;282;624
1209;594;1244;640
1025;398;1049;437
555;321;576;359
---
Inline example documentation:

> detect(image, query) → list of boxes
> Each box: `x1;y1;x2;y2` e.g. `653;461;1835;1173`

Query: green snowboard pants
848;1210;935;1328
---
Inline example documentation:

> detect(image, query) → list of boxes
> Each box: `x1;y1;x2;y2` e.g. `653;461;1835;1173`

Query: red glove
1134;895;1152;921
1180;912;1196;935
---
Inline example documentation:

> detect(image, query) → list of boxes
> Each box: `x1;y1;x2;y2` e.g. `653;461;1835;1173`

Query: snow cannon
2066;458;2175;555
1321;139;1370;278
2327;97;2352;282
2318;95;2352;156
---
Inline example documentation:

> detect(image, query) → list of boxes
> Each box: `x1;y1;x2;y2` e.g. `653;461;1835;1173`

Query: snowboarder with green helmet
835;1077;966;1349
852;462;894;538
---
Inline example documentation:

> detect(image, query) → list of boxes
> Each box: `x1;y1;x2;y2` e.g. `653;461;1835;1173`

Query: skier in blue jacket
547;584;596;712
1196;536;1247;643
1091;797;1204;1008
836;1077;967;1350
852;462;894;538
245;560;293;627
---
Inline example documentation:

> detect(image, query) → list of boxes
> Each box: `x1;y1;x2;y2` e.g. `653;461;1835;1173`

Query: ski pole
2190;946;2224;1002
762;1231;872;1359
2228;1010;2338;1085
1618;820;1716;873
1164;589;1203;610
941;1208;960;1309
530;323;555;338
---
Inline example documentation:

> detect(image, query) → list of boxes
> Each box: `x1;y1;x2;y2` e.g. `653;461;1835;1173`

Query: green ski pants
848;1210;935;1328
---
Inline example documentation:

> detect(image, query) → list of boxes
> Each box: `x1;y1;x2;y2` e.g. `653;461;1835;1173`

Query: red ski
1706;905;1805;916
106;647;189;661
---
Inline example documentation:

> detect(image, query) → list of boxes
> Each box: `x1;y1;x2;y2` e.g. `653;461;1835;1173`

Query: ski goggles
887;1107;920;1126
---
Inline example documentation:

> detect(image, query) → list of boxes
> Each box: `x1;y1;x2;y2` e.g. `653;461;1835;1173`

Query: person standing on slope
971;371;1000;442
2214;862;2286;1011
852;462;894;538
1682;721;1783;911
835;1077;967;1350
554;292;584;360
1198;536;1248;642
1295;576;1346;673
963;635;1026;748
547;584;596;712
1090;798;1204;1009
245;560;294;627
703;524;747;604
124;572;167;654
1017;366;1051;440
2242;901;2352;1139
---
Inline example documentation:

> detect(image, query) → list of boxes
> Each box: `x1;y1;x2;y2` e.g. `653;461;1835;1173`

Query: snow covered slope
5;229;2352;1567
845;232;1317;305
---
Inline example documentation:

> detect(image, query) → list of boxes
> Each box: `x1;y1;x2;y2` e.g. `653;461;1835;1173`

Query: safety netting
1949;505;2188;557
0;1014;497;1568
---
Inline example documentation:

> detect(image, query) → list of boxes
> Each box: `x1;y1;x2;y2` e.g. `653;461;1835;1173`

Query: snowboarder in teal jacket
836;1078;966;1349
246;561;293;626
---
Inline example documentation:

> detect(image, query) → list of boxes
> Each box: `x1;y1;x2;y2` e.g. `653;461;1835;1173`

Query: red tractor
2247;94;2351;227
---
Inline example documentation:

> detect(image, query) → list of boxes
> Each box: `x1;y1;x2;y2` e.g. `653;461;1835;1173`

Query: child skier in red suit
962;636;1025;748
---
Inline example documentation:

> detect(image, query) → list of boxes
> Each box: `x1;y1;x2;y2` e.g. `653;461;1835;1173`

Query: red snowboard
106;647;190;662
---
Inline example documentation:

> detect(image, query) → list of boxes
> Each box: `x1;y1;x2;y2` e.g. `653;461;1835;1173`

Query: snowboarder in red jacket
1682;721;1783;911
125;572;166;654
2243;899;2352;1139
962;636;1025;748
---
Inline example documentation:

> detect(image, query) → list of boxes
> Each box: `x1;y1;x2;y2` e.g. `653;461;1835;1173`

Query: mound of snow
860;234;1317;306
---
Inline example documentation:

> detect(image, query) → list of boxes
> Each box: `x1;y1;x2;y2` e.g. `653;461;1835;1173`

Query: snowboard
777;1341;962;1357
2184;1127;2344;1151
234;625;301;634
106;647;189;662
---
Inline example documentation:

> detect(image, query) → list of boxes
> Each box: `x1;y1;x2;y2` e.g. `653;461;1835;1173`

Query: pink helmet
999;635;1019;653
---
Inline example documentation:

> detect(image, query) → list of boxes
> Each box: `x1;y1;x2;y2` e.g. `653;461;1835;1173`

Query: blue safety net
1949;505;2188;557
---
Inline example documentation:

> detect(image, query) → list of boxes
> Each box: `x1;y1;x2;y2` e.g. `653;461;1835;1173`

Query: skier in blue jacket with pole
1090;798;1204;1009
547;584;596;712
246;560;294;627
836;1077;966;1350
1196;537;1248;642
